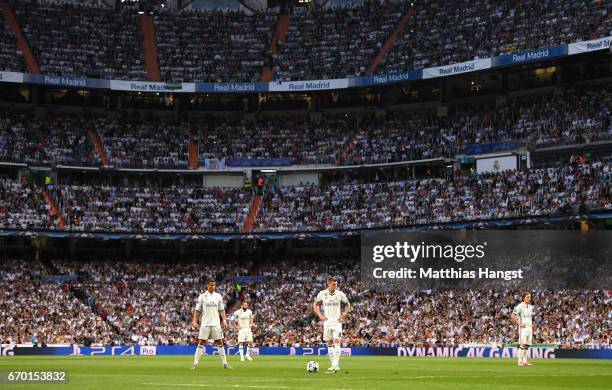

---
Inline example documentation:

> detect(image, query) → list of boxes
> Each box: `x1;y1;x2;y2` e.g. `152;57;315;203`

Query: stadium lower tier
1;158;609;233
0;83;610;168
1;258;610;347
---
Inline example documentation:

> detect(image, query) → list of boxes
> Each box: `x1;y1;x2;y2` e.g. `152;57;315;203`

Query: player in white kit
191;280;232;369
313;277;351;372
511;291;535;366
231;301;254;362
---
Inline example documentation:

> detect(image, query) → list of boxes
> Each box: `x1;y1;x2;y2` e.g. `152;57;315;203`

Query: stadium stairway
335;129;360;165
259;14;291;82
88;129;110;167
0;1;40;74
139;14;161;82
43;188;65;230
365;6;414;75
188;129;198;169
241;194;263;233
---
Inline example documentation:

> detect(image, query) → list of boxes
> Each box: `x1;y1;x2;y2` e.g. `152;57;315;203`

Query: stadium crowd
0;178;59;231
155;9;275;82
0;13;24;73
2;258;610;347
254;158;611;231
12;0;146;79
0;259;117;345
0;84;609;168
58;184;250;233
95;117;189;168
255;259;611;347
50;259;249;346
198;116;350;165
344;84;612;165
0;0;609;81
1;157;609;233
380;0;611;74
0;112;189;169
0;112;98;167
272;1;404;81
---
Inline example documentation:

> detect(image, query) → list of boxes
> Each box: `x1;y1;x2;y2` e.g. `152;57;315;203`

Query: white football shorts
199;325;224;341
238;328;253;343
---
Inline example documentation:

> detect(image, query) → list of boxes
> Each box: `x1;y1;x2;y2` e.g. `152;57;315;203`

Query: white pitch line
141;383;306;389
163;372;612;383
410;373;612;380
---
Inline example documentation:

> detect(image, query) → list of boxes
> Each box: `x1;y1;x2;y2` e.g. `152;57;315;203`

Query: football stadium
0;0;611;388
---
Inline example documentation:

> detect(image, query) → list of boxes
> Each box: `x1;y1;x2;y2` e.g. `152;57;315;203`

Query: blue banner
493;45;567;67
226;158;295;167
234;276;267;284
40;275;77;284
462;140;527;155
5;345;611;359
23;74;109;89
195;82;269;93
351;69;422;87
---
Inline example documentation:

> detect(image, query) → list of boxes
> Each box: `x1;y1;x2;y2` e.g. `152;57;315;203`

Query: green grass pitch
1;355;611;389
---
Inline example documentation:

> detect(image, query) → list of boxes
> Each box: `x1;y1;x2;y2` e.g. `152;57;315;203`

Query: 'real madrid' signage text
493;45;567;66
568;36;612;55
212;83;256;92
42;75;87;87
513;48;551;62
196;82;268;93
109;80;196;93
370;70;422;85
269;78;349;92
422;58;492;79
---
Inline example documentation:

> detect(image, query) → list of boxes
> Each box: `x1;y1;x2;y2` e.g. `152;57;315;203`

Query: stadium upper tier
0;0;609;81
0;84;610;168
2;258;610;346
1;158;609;233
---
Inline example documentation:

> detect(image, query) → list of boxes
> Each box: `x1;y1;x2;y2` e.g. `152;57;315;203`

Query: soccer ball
306;361;319;373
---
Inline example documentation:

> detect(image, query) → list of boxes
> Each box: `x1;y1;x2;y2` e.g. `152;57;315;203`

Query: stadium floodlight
260;169;277;173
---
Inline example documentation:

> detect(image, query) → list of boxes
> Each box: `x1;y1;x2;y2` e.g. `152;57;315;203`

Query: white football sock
193;345;203;365
218;345;228;365
328;345;335;367
334;343;341;367
246;346;251;357
239;344;244;359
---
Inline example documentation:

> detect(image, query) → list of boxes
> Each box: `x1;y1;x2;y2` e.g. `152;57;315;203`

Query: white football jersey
195;291;225;327
513;302;534;328
232;308;253;329
315;289;349;324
